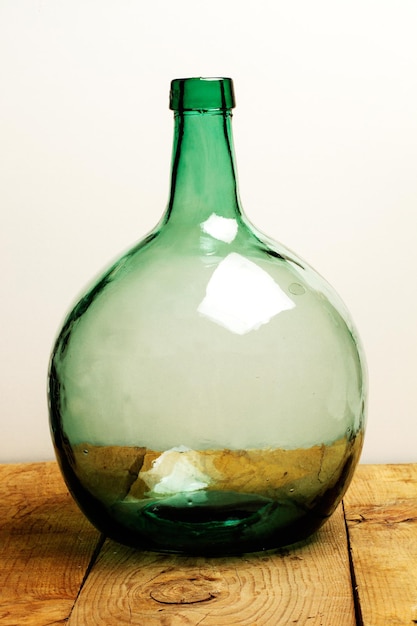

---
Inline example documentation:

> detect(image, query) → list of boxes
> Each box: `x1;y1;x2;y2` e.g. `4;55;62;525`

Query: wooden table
1;462;416;625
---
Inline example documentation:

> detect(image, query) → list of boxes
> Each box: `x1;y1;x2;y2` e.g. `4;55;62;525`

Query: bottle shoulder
57;216;359;343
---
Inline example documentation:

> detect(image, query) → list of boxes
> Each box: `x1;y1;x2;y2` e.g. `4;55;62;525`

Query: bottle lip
169;77;236;112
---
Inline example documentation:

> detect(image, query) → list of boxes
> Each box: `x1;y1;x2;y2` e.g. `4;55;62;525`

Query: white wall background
1;0;416;464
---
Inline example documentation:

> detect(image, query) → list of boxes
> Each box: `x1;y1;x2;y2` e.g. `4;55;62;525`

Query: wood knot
150;576;219;605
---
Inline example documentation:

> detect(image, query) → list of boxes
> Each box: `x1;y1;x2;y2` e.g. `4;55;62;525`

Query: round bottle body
49;225;366;554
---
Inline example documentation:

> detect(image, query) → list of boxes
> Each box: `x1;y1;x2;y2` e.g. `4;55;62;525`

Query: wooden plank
69;504;355;625
344;463;417;626
0;462;102;626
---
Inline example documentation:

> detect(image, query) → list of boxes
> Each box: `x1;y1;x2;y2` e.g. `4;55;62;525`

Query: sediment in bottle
71;434;361;509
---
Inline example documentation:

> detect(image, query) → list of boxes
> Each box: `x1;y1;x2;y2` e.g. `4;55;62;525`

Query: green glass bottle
48;77;366;555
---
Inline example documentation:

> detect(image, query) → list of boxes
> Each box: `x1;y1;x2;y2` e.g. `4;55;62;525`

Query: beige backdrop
1;0;416;463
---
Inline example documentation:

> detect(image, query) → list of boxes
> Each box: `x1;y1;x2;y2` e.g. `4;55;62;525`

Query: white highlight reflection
198;252;295;334
141;446;210;496
200;213;238;243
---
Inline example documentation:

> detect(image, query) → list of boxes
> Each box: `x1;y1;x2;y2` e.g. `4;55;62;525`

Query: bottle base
106;489;327;555
55;434;362;555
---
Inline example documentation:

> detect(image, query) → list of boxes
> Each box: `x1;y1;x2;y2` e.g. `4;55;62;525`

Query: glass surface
48;77;367;555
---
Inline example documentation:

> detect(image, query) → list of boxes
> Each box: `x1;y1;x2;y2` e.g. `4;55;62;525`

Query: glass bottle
48;77;366;555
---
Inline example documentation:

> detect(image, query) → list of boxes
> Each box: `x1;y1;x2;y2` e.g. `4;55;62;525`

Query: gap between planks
344;464;417;626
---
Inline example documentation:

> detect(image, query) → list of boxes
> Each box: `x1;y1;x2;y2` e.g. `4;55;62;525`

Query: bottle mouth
169;77;235;112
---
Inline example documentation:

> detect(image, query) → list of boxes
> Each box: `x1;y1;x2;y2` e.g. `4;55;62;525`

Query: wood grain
0;462;101;626
6;461;417;625
344;464;417;626
68;504;355;625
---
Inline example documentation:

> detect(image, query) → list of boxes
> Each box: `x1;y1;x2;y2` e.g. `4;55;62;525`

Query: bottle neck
165;110;242;227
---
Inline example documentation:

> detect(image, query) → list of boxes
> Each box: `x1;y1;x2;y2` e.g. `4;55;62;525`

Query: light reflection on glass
198;252;295;334
140;446;210;496
200;213;238;243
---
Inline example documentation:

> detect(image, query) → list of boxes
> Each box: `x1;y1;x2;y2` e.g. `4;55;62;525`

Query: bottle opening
170;77;235;112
